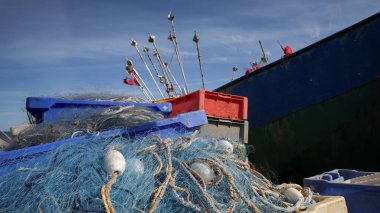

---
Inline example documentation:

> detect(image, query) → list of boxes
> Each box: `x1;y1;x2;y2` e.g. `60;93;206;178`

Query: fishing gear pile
0;105;314;212
7;95;163;150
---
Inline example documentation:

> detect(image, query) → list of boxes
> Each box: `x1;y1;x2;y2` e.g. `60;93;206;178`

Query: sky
0;0;379;130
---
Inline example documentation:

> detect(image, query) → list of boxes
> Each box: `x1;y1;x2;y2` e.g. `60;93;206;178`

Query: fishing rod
148;33;181;96
231;66;238;81
130;39;164;98
125;59;156;101
167;11;189;94
259;40;269;64
193;31;205;89
143;46;171;97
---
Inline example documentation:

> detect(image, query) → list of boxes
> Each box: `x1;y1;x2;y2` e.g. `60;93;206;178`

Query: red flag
123;76;140;86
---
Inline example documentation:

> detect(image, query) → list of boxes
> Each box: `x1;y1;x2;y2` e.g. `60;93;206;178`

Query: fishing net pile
0;132;313;212
1;95;314;212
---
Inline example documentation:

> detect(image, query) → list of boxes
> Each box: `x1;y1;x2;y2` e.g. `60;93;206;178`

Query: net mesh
0;95;314;212
7;95;163;151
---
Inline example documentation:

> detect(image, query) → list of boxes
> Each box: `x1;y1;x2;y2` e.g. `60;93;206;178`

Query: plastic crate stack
168;90;249;160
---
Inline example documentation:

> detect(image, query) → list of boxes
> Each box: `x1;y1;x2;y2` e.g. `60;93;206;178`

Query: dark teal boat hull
216;13;380;183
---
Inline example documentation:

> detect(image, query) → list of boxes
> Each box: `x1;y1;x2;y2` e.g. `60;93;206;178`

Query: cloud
1;0;380;131
305;25;321;39
0;36;128;64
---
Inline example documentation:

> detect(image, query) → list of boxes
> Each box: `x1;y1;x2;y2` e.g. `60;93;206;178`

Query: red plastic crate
168;90;248;120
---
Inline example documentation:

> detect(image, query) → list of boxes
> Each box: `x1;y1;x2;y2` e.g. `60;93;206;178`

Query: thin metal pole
193;31;205;89
124;68;152;101
231;66;238;81
149;33;181;95
259;40;269;64
153;49;170;84
153;50;178;97
143;47;170;97
168;11;189;94
140;86;152;101
131;39;164;98
143;47;162;80
164;62;182;92
136;75;154;101
277;40;284;50
152;50;177;96
148;34;169;82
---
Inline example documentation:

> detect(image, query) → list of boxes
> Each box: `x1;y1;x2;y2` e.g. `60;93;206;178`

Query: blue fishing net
0;132;313;212
0;95;314;212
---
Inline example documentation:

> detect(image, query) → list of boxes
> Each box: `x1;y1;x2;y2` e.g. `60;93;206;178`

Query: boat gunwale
215;12;380;92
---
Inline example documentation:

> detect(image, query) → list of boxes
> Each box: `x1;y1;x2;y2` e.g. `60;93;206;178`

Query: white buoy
104;150;126;175
125;158;145;177
282;187;304;204
215;140;234;155
190;162;215;182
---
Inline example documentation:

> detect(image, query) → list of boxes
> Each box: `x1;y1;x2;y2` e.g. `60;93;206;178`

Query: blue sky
1;0;379;130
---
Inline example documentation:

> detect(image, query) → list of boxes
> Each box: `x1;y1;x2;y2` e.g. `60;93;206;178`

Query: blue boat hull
216;12;380;183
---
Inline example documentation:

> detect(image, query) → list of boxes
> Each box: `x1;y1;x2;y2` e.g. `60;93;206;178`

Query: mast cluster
122;12;293;98
123;11;206;101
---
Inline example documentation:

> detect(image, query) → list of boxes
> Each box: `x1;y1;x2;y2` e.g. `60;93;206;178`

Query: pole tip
193;31;199;43
143;46;149;53
126;59;133;67
168;11;174;21
130;39;137;47
232;66;238;72
148;33;156;43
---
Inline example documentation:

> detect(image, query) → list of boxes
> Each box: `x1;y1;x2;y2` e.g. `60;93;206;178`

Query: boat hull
216;13;380;183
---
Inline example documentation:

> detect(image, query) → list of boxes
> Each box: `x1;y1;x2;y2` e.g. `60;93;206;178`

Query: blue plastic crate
26;97;172;124
304;169;380;213
0;110;208;179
